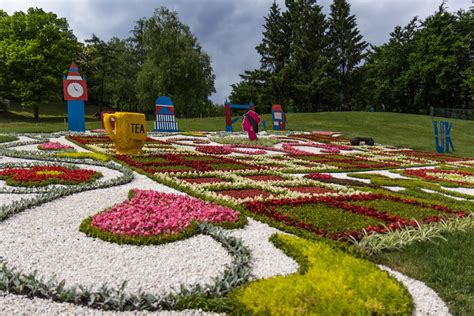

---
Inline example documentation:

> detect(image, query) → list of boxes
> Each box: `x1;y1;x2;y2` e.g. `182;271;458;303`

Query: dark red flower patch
287;186;334;194
245;175;286;182
196;145;232;155
181;177;228;184
304;173;333;180
216;188;271;199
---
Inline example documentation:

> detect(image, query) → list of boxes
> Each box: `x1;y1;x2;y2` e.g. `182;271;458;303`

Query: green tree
365;18;420;113
78;34;113;114
135;7;215;117
366;4;472;113
0;8;79;119
327;0;368;110
255;1;292;105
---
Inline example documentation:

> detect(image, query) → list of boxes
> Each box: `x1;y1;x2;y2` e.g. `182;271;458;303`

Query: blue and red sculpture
242;110;261;141
225;99;255;132
63;63;88;132
271;104;286;131
155;96;178;132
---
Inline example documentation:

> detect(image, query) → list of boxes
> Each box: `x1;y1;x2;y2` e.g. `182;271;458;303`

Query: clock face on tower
63;79;88;101
67;82;84;98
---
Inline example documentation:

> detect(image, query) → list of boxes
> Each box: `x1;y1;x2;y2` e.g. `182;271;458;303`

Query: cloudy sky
1;0;470;103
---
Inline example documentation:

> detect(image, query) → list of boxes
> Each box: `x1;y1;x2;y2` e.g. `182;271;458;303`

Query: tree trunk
33;104;39;121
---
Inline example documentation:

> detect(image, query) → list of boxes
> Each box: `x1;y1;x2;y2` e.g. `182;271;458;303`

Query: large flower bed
1;131;473;315
0;165;102;187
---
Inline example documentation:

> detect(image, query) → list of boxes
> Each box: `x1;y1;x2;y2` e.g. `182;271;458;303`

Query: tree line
0;7;217;120
230;0;473;115
0;2;472;120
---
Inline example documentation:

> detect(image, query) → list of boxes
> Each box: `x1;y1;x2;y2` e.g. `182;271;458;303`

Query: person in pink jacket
242;110;261;141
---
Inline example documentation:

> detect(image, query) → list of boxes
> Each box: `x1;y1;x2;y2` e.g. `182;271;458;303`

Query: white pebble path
0;171;233;297
378;265;451;316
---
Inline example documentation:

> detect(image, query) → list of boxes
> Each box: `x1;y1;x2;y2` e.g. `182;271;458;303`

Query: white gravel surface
355;169;411;179
0;293;222;316
0;171;232;296
382;186;406;192
420;188;467;201
330;172;372;183
0;193;41;205
378;265;451;316
229;218;298;279
440;186;474;196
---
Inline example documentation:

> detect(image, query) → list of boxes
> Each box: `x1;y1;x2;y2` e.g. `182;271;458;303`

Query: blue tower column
68;100;85;132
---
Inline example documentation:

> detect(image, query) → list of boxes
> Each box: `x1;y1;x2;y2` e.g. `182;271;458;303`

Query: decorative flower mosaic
0;165;102;187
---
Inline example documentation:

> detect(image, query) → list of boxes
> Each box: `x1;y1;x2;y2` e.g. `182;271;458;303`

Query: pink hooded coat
242;110;261;141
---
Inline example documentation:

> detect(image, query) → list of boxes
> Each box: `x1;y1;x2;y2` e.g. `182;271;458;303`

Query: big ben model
63;63;88;132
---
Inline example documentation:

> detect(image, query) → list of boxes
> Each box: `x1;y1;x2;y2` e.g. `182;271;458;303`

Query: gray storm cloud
1;0;469;103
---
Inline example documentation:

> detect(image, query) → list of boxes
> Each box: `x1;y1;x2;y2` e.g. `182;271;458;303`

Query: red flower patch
287;186;334;194
216;188;271;199
196;145;232;155
181;177;227;184
245;175;286;182
304;173;333;180
0;165;102;187
403;168;474;187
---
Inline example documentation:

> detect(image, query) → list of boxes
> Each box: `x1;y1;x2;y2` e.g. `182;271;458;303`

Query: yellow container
103;112;147;154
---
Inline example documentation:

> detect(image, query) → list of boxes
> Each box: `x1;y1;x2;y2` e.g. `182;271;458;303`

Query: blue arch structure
225;100;255;132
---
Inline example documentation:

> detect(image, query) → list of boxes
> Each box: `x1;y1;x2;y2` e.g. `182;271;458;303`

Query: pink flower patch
91;190;239;236
38;142;73;150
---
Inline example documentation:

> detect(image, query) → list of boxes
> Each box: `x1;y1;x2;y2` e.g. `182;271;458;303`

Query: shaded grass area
376;228;474;315
0;135;17;143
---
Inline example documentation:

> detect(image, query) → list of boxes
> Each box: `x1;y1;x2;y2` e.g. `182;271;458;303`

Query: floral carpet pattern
0;131;472;315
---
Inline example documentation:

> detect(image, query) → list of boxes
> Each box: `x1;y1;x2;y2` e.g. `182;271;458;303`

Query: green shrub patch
229;234;413;315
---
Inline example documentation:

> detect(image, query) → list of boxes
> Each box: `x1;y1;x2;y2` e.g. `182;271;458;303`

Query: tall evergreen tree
255;1;291;105
327;0;368;110
284;0;333;112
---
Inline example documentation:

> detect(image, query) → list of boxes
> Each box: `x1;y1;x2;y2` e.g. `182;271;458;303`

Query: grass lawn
2;106;473;157
376;228;474;315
